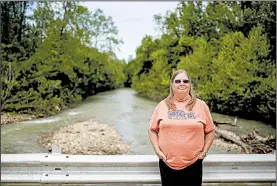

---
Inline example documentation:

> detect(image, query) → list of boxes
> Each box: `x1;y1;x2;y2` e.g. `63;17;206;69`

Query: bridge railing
1;153;276;185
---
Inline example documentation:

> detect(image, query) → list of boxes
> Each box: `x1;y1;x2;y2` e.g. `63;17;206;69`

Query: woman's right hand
156;150;166;161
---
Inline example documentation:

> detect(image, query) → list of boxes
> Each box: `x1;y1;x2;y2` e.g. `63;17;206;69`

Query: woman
148;69;215;186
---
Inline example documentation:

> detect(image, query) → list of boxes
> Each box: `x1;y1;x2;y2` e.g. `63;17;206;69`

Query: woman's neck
173;94;191;102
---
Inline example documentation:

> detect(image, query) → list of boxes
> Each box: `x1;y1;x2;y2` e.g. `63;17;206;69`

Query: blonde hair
165;69;197;111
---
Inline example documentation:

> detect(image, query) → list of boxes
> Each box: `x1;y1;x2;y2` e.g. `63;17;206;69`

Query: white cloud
80;1;179;61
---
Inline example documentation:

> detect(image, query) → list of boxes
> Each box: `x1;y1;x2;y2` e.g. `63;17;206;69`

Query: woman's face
172;73;191;96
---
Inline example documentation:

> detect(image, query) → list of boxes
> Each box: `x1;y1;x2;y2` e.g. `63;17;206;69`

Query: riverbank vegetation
126;1;276;126
1;2;127;119
1;1;276;126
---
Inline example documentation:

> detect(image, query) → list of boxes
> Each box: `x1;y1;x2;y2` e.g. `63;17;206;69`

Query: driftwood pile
214;119;276;154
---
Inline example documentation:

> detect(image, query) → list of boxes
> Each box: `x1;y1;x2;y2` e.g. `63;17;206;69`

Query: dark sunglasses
174;79;190;84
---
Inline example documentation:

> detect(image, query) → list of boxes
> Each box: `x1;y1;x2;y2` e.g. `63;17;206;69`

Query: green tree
1;1;36;111
178;26;275;124
88;8;123;52
131;1;276;125
2;1;127;116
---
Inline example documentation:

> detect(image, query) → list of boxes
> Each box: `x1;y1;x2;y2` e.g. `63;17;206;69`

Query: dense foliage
1;1;275;125
127;1;276;125
1;2;126;116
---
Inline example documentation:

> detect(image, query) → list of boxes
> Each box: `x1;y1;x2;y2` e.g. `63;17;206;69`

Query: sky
80;2;180;62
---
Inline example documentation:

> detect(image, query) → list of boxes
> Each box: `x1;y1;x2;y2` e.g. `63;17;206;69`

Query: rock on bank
40;119;130;155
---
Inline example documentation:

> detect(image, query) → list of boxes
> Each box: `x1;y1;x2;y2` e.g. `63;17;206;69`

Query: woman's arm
199;130;215;159
149;129;166;160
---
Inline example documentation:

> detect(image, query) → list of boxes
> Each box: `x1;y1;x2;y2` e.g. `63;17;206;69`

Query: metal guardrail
1;153;276;184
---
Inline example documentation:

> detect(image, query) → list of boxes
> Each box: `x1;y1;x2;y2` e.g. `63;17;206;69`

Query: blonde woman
149;69;215;186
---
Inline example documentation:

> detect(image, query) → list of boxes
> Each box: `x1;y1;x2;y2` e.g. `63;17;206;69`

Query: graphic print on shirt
167;109;196;120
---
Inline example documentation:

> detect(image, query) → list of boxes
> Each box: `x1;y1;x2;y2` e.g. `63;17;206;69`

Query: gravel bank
39;119;130;155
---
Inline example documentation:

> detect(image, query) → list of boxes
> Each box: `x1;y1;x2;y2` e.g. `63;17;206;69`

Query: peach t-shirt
149;98;215;170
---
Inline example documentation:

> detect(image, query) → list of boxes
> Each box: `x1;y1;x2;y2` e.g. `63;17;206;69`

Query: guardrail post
51;145;62;154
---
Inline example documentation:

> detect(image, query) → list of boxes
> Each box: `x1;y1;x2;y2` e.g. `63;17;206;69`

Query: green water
1;88;275;154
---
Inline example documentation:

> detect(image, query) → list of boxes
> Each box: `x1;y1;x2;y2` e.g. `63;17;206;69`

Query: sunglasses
174;79;190;84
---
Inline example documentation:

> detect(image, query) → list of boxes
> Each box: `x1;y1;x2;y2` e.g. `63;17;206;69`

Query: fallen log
249;130;267;142
215;125;276;154
215;127;251;154
241;129;275;154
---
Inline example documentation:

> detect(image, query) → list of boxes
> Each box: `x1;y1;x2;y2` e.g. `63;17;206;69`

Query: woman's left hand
198;151;206;159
